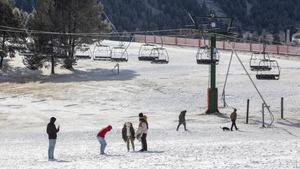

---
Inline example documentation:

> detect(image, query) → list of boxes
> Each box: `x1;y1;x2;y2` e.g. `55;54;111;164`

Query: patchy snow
0;41;300;169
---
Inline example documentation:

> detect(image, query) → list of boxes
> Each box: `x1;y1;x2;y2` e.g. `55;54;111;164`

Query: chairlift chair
138;43;158;61
250;52;272;71
93;44;112;61
196;45;219;65
110;46;128;62
150;47;169;64
256;60;280;80
75;44;92;59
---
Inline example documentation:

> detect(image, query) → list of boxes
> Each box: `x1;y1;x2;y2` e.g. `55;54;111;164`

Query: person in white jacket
136;113;148;152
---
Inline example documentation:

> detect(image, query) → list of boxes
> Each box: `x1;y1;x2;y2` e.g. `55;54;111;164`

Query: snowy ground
0;41;300;169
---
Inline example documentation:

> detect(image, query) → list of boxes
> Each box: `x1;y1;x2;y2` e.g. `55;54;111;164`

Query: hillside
214;0;300;34
99;0;208;31
10;0;300;36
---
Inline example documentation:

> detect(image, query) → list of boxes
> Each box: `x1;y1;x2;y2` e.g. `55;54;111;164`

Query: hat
108;125;112;130
50;117;56;123
181;110;187;113
139;113;144;117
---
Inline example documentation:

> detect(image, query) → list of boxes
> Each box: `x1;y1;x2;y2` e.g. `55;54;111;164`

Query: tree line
0;0;109;73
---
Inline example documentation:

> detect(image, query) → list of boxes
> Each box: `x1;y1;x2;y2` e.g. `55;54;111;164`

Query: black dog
221;127;230;131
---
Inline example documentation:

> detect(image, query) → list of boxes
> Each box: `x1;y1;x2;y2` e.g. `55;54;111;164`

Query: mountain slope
9;0;300;35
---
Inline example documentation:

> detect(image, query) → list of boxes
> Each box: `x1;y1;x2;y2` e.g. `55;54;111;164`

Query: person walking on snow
230;109;238;131
46;117;60;161
97;125;112;155
176;110;187;131
136;113;148;152
122;122;135;152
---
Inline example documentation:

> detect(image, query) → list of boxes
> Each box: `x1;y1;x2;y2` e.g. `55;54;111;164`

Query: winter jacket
46;120;59;139
179;111;186;123
122;122;135;142
136;119;148;136
97;126;111;138
230;111;237;121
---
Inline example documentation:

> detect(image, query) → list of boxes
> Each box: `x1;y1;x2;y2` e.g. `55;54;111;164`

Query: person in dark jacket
122;122;135;152
230;108;238;131
176;110;187;131
46;117;60;161
97;125;112;155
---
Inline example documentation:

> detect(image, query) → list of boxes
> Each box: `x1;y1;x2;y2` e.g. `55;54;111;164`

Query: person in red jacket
97;125;112;155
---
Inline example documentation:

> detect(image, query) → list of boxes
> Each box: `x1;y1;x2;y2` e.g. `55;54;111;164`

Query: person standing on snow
122;122;135;152
176;110;187;131
46;117;60;161
97;125;112;155
136;113;148;152
230;109;238;131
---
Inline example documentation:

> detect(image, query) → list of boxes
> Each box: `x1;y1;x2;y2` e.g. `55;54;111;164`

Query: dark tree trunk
0;56;3;69
51;54;55;74
1;33;6;69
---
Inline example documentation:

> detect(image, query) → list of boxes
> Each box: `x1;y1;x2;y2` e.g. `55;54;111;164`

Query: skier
136;113;148;152
230;108;238;131
97;125;112;155
122;122;135;152
176;110;187;131
46;117;60;161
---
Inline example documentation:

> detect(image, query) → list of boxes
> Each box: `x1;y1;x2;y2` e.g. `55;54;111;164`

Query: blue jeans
97;137;107;154
48;139;56;160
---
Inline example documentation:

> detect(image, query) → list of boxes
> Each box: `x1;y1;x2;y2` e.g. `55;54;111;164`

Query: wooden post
117;63;119;75
199;39;201;47
246;99;249;124
281;97;284;119
262;103;265;128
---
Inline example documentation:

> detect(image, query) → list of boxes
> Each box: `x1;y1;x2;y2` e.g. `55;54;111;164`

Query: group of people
46;109;238;160
46;113;149;160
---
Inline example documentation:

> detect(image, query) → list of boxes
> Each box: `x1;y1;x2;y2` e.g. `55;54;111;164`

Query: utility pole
206;33;219;114
191;12;233;114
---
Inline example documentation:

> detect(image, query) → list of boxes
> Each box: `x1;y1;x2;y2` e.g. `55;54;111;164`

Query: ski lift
110;46;128;62
138;43;158;61
75;44;92;59
93;43;111;61
256;60;280;80
249;52;272;71
150;47;169;64
196;45;219;65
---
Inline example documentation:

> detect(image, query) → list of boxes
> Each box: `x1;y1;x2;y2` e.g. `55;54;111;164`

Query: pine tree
0;0;19;69
29;0;109;73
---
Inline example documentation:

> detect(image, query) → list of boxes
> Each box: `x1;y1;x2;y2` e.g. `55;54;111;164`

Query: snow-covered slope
0;41;299;169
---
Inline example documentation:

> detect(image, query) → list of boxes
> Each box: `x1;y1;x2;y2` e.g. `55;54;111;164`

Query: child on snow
122;122;135;152
97;125;112;155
